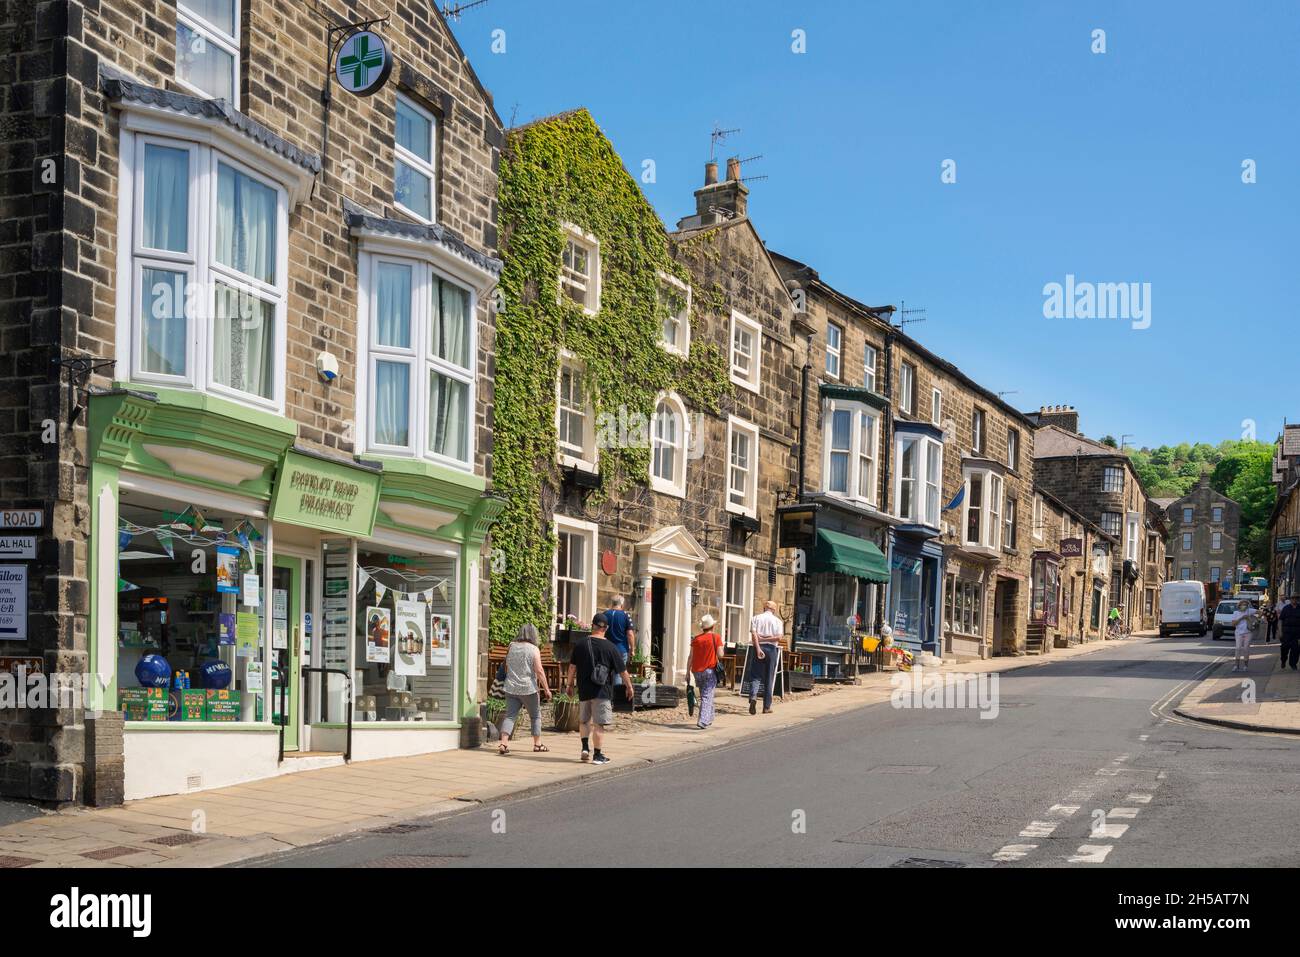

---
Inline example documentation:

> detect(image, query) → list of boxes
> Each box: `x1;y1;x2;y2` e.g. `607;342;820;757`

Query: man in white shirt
747;600;785;715
1230;599;1257;673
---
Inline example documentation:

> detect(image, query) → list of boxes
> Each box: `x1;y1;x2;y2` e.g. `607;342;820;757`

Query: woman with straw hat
689;614;724;729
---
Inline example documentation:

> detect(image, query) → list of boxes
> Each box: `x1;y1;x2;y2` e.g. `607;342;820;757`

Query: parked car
1160;581;1207;637
1212;598;1257;640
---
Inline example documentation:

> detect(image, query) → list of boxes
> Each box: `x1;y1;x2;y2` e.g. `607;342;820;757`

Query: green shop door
272;557;303;752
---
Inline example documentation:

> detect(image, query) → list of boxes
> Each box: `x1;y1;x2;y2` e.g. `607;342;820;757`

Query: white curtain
374;361;410;447
429;371;467;462
213;285;272;398
141;268;187;376
216;162;276;284
433;279;469;367
375;263;412;347
142;145;189;252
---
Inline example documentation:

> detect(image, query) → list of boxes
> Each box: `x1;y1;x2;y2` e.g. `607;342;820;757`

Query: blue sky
449;0;1299;448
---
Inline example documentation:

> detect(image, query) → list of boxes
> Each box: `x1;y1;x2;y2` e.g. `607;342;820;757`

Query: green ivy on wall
490;110;730;645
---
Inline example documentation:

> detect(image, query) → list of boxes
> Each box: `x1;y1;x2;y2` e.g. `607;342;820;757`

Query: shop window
726;416;759;517
729;310;762;392
556;351;597;471
650;391;689;497
1031;556;1060;625
559;223;600;314
944;576;983;637
175;0;239;105
811;574;875;646
355;547;457;722
657;272;691;357
890;554;924;642
394;94;437;223
116;494;268;723
362;255;474;467
722;555;754;645
122;136;288;411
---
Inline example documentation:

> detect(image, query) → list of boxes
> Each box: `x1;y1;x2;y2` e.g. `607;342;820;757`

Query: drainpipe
880;330;896;638
797;334;811;500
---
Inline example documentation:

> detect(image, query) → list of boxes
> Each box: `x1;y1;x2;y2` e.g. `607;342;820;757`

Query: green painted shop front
89;386;501;800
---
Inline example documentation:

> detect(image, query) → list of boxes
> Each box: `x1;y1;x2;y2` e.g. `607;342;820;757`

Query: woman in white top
498;623;552;755
1230;599;1257;673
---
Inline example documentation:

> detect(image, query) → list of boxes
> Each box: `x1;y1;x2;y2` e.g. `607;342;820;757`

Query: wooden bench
488;643;563;695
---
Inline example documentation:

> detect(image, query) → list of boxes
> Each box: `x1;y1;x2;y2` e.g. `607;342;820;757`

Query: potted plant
626;650;651;679
554;614;591;645
484;696;507;729
550;690;580;733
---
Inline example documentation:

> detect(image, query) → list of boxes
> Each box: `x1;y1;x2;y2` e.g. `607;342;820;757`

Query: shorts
579;698;613;726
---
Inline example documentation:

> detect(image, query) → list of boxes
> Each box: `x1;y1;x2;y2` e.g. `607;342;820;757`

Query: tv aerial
442;0;489;21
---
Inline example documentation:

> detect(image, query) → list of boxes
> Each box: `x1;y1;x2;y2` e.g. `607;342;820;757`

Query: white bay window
894;432;943;527
823;401;880;506
962;466;1004;552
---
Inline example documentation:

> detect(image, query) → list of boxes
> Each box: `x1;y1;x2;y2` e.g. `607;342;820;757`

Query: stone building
1164;476;1240;586
1032;408;1167;633
1;0;503;804
490;115;797;688
769;254;1038;662
1035;490;1117;649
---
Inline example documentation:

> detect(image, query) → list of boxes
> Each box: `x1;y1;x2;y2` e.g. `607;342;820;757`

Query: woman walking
1230;598;1257;673
689;614;724;729
498;623;552;754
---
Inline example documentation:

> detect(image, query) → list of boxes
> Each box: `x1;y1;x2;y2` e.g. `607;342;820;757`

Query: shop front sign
0;565;27;641
1060;537;1083;557
271;451;381;538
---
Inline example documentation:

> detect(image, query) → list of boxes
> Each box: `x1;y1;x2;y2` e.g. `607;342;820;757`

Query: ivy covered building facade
491;112;798;687
2;0;503;805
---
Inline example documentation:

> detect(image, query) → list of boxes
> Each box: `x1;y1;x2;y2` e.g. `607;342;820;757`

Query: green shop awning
808;528;889;582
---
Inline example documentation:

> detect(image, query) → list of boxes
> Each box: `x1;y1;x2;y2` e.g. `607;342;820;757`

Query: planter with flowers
552;615;590;664
549;690;581;733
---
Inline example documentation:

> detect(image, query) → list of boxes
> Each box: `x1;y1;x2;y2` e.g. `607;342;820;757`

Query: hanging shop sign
1059;537;1083;558
271;450;381;538
777;504;819;550
335;30;393;97
0;509;43;530
0;565;28;641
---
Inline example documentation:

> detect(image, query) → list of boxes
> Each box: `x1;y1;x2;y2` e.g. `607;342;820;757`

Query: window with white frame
971;408;986;454
1101;510;1122;537
894;433;943;527
962;467;1003;550
1126;515;1139;561
1182;506;1193;523
175;0;240;105
823;401;880;506
124;135;287;411
1212;531;1222;550
1103;465;1124;493
650;392;689;497
1180;566;1192;580
729;311;761;392
864;343;878;392
931;387;942;426
826;322;842;378
553;517;597;626
1004;491;1017;549
657;272;691;357
1210;565;1221;582
899;361;916;415
726;417;759;517
1182;532;1192;551
556;352;597;470
1212;506;1223;523
558;223;600;313
1033;495;1044;540
722;555;755;645
1007;428;1020;471
394;94;437;222
363;255;475;466
945;576;984;636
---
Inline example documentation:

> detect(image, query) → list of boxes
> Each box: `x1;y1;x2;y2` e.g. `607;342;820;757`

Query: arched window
650;392;689;498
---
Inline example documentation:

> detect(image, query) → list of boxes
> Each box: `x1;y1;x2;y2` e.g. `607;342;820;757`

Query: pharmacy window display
353;547;456;722
116;494;268;723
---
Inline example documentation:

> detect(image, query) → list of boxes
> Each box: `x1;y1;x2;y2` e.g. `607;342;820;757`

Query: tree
1100;435;1118;448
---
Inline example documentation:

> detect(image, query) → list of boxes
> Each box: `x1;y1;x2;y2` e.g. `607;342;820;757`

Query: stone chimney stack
1038;404;1080;434
691;154;749;224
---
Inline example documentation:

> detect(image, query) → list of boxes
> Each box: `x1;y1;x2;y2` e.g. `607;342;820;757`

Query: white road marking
1125;793;1153;804
994;844;1037;861
1095;768;1121;776
1048;804;1081;817
1112;754;1130;763
1020;821;1058;838
1068;844;1113;864
1138;734;1149;741
1089;822;1130;839
1108;807;1140;819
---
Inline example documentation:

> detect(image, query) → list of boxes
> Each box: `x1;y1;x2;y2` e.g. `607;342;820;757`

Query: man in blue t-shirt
603;594;637;659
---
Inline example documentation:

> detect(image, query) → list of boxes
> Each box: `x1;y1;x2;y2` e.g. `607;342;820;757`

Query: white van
1160;581;1207;637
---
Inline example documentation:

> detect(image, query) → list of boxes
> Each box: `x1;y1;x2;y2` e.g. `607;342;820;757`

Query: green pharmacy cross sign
335;29;393;97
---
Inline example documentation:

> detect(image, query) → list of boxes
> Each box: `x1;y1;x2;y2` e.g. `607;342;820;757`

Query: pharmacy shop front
89;388;501;800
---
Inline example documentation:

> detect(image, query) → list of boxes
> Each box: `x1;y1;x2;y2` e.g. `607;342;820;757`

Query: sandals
533;744;550;752
498;743;509;755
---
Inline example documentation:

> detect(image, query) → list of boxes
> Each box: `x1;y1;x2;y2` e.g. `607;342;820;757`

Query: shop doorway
271;557;303;752
993;578;1018;655
650;577;667;677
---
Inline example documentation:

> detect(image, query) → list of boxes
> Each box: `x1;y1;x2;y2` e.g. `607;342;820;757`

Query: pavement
0;636;1123;868
1174;631;1300;733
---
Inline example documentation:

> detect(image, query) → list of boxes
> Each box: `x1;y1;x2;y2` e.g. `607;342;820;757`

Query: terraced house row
0;0;1166;807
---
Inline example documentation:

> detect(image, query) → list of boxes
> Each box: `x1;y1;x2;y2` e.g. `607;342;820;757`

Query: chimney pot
726;156;742;182
704;161;718;186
